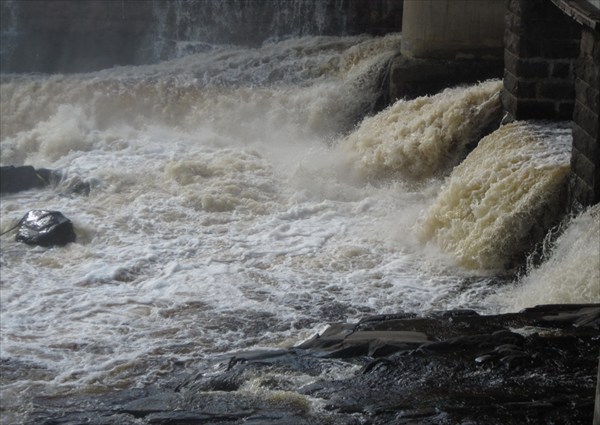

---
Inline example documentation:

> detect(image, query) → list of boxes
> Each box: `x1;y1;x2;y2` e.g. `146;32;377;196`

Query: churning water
1;11;599;424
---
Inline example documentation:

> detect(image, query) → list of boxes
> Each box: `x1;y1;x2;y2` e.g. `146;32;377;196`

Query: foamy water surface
1;35;598;422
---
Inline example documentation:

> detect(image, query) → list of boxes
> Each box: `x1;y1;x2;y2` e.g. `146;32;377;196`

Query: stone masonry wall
503;0;582;120
571;27;600;207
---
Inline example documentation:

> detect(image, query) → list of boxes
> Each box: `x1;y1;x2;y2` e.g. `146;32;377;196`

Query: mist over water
1;7;598;423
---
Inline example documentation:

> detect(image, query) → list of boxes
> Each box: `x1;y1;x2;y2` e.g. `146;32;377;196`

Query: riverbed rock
0;165;59;194
296;304;599;425
15;210;76;247
21;304;599;425
0;165;93;196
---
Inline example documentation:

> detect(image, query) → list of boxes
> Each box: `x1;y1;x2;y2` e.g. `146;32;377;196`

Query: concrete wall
0;0;153;73
400;0;504;59
0;0;404;73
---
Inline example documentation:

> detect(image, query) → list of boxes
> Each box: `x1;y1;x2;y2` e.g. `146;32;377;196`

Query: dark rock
1;165;93;197
0;165;59;194
60;175;92;196
18;304;600;425
120;393;181;417
15;210;76;247
296;304;599;425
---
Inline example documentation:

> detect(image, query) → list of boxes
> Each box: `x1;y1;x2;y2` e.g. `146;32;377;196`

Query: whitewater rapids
1;34;598;423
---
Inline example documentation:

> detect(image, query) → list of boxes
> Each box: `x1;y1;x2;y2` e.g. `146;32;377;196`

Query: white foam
419;121;572;270
495;204;600;310
0;34;586;422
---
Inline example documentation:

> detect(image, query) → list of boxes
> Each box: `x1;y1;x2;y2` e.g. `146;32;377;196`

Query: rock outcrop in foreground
25;304;599;425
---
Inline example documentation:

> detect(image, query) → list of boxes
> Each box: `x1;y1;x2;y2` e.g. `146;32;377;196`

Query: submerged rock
16;210;76;247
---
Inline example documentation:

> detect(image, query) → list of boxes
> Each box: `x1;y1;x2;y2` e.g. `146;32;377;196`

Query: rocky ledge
25;304;599;425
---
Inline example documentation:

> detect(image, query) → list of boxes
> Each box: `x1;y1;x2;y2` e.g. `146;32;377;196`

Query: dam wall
0;0;404;73
572;24;600;208
386;0;505;103
502;0;581;121
1;0;598;208
400;0;505;60
0;0;153;73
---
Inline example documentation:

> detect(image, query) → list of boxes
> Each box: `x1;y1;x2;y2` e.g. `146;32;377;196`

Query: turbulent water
420;121;572;270
1;30;599;423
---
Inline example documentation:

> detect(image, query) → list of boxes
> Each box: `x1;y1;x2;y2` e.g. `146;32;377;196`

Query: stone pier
502;0;600;209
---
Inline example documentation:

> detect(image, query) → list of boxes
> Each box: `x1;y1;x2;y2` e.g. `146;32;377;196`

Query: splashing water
497;204;600;310
419;121;572;270
0;30;596;424
340;80;503;182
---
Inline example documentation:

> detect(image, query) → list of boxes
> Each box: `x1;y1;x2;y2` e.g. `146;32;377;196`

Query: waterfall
502;203;600;309
419;121;572;270
340;80;503;182
148;0;402;61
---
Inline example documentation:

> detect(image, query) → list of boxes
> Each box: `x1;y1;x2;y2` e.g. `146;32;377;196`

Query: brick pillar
571;27;600;208
503;0;581;120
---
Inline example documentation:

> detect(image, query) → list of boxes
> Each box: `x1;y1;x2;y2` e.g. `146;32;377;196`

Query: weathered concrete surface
502;0;582;121
400;0;504;59
0;0;404;73
383;55;503;103
570;27;600;208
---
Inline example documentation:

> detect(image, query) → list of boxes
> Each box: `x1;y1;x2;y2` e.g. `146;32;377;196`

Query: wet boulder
1;165;92;196
16;210;76;247
0;165;59;194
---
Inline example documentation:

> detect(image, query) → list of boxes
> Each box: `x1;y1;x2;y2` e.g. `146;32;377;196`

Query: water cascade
501;203;600;309
341;80;503;182
150;0;357;58
419;121;572;270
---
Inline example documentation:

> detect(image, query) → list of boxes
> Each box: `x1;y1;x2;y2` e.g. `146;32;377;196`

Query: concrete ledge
385;55;503;103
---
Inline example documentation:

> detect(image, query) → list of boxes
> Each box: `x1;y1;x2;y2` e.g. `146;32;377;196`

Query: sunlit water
1;34;598;422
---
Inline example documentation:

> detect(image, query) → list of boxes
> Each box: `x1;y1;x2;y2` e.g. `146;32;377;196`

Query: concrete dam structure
0;0;404;73
400;0;505;60
400;0;599;210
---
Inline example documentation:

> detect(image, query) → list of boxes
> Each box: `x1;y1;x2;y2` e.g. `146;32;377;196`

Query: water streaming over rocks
1;4;599;424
